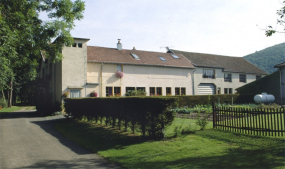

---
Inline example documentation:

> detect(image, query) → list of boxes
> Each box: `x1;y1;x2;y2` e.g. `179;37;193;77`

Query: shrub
196;112;209;130
0;98;7;108
175;94;255;107
125;89;146;96
64;97;178;138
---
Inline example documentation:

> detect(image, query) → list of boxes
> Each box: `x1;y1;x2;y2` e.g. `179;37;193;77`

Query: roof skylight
159;56;167;61
131;53;140;60
171;54;180;59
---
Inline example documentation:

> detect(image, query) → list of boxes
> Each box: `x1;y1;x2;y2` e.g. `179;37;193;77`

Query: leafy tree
266;1;285;36
0;0;85;106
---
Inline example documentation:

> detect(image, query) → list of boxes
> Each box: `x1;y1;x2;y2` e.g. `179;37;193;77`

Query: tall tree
266;1;285;36
0;0;85;107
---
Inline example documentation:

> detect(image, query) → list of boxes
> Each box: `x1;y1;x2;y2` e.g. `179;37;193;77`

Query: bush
125;90;146;96
0;98;7;108
196;112;209;130
174;94;255;107
64;97;178;138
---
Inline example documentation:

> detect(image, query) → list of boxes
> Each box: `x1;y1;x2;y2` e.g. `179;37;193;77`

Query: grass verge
55;118;285;169
0;106;25;114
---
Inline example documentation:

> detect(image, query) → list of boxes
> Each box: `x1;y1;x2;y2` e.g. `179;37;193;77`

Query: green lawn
0;106;24;113
55;117;285;169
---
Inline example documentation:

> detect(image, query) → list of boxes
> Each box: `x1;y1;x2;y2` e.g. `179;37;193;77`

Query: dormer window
171;54;179;59
159;56;166;61
131;53;140;60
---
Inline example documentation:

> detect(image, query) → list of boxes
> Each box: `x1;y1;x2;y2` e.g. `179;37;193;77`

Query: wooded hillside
244;42;285;74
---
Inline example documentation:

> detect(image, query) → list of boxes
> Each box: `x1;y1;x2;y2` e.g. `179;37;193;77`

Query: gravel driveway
0;109;122;169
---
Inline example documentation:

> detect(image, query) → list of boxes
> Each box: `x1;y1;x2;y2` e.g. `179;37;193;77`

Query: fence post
212;101;216;128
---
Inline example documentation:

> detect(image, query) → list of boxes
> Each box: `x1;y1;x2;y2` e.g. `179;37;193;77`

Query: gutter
100;63;103;97
192;69;196;95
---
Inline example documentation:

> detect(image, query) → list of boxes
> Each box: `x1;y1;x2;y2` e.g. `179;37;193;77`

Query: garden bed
176;112;213;121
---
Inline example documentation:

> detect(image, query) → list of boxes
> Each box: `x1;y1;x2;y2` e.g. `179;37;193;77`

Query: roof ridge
171;49;240;58
88;45;168;54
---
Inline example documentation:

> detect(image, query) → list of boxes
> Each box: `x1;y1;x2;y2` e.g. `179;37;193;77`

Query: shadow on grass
51;119;285;169
52;119;149;153
15;158;120;169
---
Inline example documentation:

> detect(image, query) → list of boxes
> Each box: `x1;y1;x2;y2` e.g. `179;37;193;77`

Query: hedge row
175;94;255;107
64;97;178;138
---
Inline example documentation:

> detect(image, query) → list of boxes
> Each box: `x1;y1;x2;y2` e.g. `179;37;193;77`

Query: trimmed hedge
64;97;178;138
174;94;255;107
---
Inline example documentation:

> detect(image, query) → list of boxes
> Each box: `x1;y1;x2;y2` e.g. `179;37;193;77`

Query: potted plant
62;91;70;99
116;71;124;78
90;91;98;97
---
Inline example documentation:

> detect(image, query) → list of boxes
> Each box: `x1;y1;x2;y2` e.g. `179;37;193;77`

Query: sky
42;0;285;57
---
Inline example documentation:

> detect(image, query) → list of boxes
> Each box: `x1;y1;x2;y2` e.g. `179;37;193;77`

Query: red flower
116;71;124;78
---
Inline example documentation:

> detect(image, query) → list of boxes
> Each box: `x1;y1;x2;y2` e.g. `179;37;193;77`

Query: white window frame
203;69;215;79
70;89;81;98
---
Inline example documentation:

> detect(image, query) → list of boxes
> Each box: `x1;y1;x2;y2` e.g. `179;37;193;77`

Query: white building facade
170;49;267;95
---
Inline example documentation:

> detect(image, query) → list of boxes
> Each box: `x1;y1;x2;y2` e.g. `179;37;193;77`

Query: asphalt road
0;109;122;169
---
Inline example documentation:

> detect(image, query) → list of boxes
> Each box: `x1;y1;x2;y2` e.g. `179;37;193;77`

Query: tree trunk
7;90;10;106
8;79;13;107
2;90;7;107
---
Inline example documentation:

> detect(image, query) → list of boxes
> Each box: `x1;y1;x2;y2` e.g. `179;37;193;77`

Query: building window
72;43;77;47
150;87;155;96
114;87;121;96
229;88;233;94
126;87;135;93
239;74;246;82
137;87;145;92
106;87;113;97
175;87;180;95
181;88;186;95
78;43;82;48
166;87;171;95
117;65;122;71
224;73;232;82
224;88;228;94
203;69;215;79
256;75;261;80
70;90;81;98
156;87;162;96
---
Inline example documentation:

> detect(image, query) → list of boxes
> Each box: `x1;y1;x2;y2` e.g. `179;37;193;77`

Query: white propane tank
254;93;275;103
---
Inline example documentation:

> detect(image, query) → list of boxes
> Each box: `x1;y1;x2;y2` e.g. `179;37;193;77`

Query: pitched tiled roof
87;46;195;68
171;49;267;75
274;62;285;68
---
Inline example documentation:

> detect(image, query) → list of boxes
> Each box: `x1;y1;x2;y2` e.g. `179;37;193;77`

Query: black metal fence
212;103;285;136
